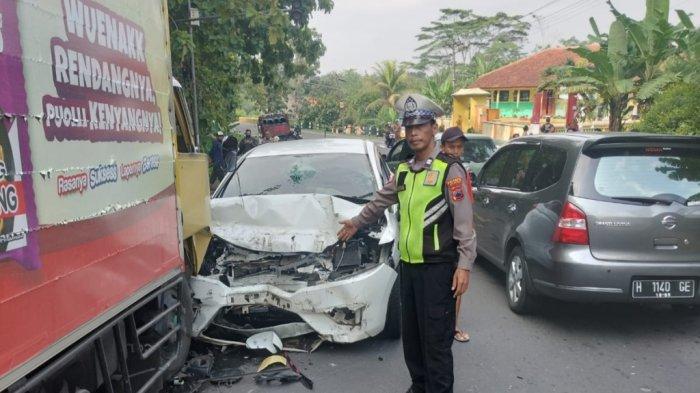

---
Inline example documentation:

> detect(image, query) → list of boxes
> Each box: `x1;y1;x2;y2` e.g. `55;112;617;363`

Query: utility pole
187;0;200;149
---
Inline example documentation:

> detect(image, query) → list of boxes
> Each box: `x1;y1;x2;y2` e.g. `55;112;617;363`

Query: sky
308;0;700;74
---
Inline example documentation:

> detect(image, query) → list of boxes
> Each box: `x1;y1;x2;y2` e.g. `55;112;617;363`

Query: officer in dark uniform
338;94;477;393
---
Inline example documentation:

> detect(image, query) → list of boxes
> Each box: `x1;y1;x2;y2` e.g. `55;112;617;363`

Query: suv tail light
553;202;589;245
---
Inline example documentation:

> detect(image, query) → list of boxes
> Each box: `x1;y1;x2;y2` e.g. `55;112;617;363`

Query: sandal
454;329;470;343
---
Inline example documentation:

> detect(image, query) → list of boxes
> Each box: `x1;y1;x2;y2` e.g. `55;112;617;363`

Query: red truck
0;1;210;391
257;113;293;140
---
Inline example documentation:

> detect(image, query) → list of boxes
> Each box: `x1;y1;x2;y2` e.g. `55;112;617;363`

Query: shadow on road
473;255;700;339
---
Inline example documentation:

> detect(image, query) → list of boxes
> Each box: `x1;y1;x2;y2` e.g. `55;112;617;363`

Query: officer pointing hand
337;93;477;393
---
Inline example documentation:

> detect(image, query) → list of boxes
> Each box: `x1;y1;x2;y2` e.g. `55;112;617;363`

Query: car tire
506;246;538;314
382;275;401;339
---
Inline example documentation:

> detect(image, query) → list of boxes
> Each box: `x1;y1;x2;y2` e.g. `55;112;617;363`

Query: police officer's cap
395;93;445;127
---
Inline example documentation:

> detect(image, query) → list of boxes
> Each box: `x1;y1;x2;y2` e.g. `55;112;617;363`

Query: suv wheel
506;246;538;314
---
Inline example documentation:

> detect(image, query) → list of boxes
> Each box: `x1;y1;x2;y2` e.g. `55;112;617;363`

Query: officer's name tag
423;170;439;186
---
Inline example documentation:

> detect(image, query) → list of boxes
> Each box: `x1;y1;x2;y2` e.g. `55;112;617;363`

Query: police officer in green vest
338;94;476;393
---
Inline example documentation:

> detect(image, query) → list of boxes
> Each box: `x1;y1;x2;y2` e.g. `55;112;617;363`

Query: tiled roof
468;47;581;89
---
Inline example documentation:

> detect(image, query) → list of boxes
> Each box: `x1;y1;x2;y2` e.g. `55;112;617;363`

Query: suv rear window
585;146;700;205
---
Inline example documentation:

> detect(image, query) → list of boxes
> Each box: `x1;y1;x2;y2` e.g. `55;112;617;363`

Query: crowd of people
208;129;260;189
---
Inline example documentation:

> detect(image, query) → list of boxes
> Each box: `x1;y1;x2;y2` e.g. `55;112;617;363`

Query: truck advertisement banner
0;0;41;270
0;0;181;387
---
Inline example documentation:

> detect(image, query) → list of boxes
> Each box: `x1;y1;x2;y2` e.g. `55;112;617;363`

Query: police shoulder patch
446;177;462;190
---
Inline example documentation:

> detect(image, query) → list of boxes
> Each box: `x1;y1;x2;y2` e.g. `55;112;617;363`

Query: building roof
452;88;491;97
468;47;581;90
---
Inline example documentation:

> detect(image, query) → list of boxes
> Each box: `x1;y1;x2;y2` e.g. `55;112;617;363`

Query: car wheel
382;275;401;339
506;246;538;314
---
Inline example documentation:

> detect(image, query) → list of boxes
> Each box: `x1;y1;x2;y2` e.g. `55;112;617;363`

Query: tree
463;40;524;83
368;61;407;110
559;36;590;47
669;10;700;85
639;83;699;136
540;0;695;131
607;0;682;105
421;71;454;114
415;9;529;87
168;0;333;143
540;20;638;131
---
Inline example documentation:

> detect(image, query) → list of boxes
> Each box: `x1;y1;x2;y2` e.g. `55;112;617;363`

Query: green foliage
415;9;529;86
639;83;700;135
369;61;408;110
168;0;333;140
421;71;454;114
540;0;695;131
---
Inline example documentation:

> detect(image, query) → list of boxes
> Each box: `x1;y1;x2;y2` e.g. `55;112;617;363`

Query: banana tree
673;10;700;85
606;0;680;103
540;19;636;131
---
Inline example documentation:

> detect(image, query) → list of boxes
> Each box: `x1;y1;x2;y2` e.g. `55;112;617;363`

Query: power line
542;0;599;26
524;0;567;17
545;0;605;30
538;0;591;24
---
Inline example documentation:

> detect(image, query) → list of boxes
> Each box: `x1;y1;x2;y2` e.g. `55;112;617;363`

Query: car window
499;146;538;190
220;153;377;199
588;146;700;202
524;145;567;192
480;149;513;187
462;139;496;164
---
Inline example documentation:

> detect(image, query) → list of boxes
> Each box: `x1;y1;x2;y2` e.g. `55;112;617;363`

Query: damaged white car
190;139;400;344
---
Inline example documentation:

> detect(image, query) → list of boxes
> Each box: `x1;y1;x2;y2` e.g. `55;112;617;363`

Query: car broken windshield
220;153;377;199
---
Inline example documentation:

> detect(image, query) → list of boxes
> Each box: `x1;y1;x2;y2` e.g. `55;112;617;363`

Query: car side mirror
468;171;477;186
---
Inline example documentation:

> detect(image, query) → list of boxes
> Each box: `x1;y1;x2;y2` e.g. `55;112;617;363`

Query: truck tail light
553;202;589;245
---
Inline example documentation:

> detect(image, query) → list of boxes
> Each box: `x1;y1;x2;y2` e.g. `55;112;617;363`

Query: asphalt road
196;132;699;392
200;258;700;393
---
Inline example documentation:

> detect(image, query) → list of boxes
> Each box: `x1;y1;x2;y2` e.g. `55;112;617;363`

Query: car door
490;143;541;263
475;143;541;265
473;147;516;263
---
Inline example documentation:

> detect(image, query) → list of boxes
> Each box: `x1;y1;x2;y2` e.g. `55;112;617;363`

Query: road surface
200;258;700;393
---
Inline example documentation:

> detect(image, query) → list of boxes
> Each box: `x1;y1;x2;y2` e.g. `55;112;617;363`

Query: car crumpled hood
210;193;393;253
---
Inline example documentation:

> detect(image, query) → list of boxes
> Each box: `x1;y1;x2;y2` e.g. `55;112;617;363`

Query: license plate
631;279;695;299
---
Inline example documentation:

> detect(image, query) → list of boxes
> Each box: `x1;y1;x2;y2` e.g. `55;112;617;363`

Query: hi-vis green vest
396;154;459;264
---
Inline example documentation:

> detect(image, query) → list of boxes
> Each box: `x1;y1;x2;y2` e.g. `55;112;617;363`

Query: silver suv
473;133;700;313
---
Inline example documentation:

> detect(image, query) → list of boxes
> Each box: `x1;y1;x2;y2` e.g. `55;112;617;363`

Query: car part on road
246;332;284;354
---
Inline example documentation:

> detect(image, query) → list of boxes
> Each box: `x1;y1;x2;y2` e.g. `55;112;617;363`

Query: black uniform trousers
400;261;456;393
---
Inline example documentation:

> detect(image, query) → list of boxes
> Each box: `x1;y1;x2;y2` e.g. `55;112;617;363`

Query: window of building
518;90;530;102
498;90;510;102
491;90;497;102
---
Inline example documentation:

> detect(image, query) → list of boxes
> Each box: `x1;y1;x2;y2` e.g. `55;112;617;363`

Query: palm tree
368;60;407;110
421;72;454;114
